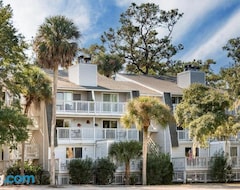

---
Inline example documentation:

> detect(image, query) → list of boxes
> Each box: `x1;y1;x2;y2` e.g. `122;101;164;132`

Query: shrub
93;157;116;185
147;153;173;185
129;173;138;185
69;158;93;184
6;162;43;184
209;151;233;182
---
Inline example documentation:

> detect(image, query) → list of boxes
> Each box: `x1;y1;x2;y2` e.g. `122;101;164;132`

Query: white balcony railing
10;144;39;160
53;158;141;173
172;156;240;170
56;100;126;115
57;127;139;143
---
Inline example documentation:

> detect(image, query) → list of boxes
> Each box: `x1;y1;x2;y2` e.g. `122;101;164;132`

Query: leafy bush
209;151;233;182
147;153;173;185
69;158;93;184
6;162;43;184
129;173;138;185
93;157;116;185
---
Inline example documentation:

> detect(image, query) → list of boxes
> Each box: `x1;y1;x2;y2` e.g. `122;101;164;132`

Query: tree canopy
109;140;142;185
0;1;29;147
223;37;240;64
80;44;123;77
218;37;240;100
175;83;240;148
0;102;29;148
101;3;183;75
0;0;27;95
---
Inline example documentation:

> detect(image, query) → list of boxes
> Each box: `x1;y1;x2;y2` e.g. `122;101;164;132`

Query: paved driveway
1;184;240;190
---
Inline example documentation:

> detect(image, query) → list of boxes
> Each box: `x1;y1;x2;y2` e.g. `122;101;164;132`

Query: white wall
68;63;97;86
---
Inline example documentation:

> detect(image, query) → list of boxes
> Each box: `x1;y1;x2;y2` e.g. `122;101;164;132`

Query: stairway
147;137;160;155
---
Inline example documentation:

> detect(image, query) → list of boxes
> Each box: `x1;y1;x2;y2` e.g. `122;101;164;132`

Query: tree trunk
50;66;58;185
142;127;148;185
125;160;130;185
20;142;25;175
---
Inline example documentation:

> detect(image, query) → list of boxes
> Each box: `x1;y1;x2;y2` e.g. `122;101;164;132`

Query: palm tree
15;65;52;176
33;15;80;185
121;96;173;185
109;140;142;185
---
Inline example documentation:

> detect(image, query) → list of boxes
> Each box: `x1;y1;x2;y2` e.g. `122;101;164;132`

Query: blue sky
3;0;240;73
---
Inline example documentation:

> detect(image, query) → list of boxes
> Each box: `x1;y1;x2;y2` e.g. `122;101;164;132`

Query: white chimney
177;69;205;88
68;61;97;87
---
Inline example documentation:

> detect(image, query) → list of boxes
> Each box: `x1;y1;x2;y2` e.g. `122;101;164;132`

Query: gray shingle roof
116;74;183;95
44;69;159;95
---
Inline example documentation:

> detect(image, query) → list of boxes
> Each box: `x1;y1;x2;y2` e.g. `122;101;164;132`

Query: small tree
93;157;116;185
109;140;142;185
210;151;232;183
68;158;93;184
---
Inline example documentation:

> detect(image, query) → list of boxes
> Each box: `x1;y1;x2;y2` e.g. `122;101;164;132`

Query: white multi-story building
1;61;240;184
116;69;240;183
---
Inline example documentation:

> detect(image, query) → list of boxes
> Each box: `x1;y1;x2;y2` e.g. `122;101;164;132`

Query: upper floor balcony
56;100;126;116
57;127;139;144
10;144;39;160
177;129;240;142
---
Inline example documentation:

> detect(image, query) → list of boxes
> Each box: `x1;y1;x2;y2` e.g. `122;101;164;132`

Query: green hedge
147;153;173;185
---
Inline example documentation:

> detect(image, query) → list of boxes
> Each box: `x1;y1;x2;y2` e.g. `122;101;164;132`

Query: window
103;120;117;128
56;92;73;110
103;93;118;102
73;94;81;100
230;147;237;157
56;119;70;128
185;147;199;157
172;96;182;104
56;119;64;127
66;147;82;159
103;93;118;112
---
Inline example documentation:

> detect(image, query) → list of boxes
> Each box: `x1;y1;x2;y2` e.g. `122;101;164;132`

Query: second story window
102;93;119;112
103;120;117;128
103;93;118;102
57;92;73;110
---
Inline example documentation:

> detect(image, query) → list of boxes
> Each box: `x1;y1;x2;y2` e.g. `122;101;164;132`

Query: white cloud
182;9;240;61
3;0;92;41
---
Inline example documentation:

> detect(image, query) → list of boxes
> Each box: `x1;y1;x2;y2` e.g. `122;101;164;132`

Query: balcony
56;100;126;115
53;158;141;173
57;127;139;144
172;156;240;170
10;144;39;160
0;161;11;173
